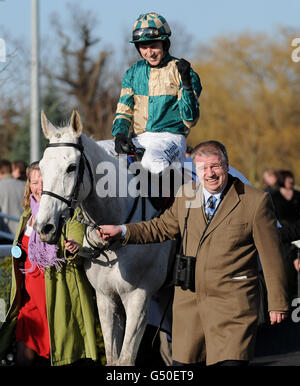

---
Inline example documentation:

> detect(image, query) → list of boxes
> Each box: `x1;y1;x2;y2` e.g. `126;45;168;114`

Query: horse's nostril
41;224;54;235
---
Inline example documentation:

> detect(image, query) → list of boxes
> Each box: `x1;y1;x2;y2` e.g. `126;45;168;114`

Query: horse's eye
66;164;77;173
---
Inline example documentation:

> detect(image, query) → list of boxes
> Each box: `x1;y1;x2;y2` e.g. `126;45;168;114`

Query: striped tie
206;195;217;222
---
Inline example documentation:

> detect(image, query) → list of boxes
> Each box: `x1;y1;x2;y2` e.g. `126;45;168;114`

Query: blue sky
1;0;300;55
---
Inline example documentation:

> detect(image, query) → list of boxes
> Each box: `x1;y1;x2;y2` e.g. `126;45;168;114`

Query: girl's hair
22;161;40;210
277;170;294;188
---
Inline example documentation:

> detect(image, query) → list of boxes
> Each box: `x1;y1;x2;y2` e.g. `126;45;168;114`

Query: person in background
271;169;300;298
262;168;278;194
280;219;300;245
0;162;99;366
0;159;25;236
12;160;27;181
185;145;193;160
96;140;289;367
271;170;300;226
183;144;196;182
279;218;300;271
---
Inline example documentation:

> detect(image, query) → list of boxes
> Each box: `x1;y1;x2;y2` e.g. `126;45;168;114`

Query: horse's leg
95;291;125;366
117;289;149;366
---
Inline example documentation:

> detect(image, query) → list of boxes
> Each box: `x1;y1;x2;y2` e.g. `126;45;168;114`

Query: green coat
0;207;99;366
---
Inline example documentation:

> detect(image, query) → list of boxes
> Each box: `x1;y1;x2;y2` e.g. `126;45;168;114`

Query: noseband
41;137;93;214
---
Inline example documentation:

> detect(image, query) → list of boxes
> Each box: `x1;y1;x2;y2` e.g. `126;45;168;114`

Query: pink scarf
26;194;65;272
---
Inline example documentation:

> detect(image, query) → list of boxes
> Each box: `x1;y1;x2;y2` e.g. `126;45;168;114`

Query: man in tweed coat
96;140;289;366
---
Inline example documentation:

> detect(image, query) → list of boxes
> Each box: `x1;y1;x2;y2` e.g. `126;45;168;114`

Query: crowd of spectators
262;167;300;299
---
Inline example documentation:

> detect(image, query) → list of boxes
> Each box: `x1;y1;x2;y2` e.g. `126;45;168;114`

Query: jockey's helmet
130;12;171;44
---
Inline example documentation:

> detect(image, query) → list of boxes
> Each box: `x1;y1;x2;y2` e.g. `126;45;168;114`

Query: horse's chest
84;259;127;291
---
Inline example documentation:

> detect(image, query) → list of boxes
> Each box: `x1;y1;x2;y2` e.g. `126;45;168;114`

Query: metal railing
0;211;19;256
0;245;12;257
0;232;14;242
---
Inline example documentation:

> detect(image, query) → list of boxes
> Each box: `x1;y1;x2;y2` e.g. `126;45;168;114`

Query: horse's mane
80;133;120;165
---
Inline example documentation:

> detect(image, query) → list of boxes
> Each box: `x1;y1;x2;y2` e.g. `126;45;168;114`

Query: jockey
112;12;202;175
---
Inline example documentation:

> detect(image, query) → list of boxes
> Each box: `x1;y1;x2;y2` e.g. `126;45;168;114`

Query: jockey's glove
176;58;192;89
115;133;136;154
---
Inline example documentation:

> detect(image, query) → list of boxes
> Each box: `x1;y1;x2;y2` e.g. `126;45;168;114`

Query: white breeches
132;132;187;174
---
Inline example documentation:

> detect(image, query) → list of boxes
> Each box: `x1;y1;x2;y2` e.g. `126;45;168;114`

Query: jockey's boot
149;167;184;213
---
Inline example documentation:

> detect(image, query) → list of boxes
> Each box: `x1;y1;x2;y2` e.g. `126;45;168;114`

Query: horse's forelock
49;124;79;141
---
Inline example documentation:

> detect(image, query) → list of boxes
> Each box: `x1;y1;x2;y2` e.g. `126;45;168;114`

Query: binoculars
173;253;196;292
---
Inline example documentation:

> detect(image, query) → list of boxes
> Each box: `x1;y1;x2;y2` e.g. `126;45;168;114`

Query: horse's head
35;110;92;244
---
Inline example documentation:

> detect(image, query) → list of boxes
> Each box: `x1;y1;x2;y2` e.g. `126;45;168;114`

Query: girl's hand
64;238;80;254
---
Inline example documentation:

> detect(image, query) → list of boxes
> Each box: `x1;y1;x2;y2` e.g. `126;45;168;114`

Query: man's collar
202;174;235;203
203;186;222;204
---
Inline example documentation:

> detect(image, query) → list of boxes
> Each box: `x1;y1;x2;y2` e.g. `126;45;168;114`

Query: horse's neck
80;134;135;225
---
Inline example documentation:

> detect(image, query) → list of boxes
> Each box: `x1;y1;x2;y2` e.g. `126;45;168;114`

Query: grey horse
34;110;175;365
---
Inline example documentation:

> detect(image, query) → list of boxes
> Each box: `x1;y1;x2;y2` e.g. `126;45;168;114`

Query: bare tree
191;29;300;186
0;100;20;157
0;31;31;157
46;6;119;139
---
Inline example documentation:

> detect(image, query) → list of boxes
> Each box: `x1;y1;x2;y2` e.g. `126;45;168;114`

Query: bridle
41;136;94;216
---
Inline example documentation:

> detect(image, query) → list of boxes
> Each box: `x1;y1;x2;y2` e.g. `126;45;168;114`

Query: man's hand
176;58;192;89
96;225;123;242
269;311;287;325
115;133;136;154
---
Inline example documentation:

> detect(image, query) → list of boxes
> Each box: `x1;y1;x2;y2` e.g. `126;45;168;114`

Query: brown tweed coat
124;177;289;365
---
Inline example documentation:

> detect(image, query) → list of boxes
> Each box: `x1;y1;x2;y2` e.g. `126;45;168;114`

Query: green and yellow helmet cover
130;12;171;43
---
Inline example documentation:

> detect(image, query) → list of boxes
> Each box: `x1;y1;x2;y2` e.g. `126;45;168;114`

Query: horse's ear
41;110;57;139
70;110;83;136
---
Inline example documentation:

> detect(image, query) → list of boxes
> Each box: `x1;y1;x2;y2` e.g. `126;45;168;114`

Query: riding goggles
131;27;166;42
